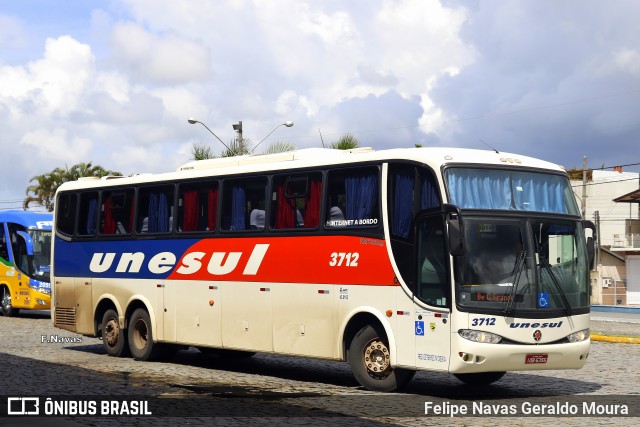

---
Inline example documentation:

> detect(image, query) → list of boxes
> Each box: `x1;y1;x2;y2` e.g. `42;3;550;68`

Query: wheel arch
123;295;157;343
94;295;121;337
339;307;397;366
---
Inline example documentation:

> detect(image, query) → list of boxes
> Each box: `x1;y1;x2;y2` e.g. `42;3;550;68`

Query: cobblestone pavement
0;311;638;426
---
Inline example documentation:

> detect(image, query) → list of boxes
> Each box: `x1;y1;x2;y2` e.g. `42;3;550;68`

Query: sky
1;0;640;210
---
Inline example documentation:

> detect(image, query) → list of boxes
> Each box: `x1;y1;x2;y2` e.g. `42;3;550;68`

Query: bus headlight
459;329;503;344
567;329;589;343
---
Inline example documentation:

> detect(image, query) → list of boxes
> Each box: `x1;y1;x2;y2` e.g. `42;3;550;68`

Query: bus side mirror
16;231;35;256
583;220;596;270
586;237;595;270
447;218;465;256
443;204;465;256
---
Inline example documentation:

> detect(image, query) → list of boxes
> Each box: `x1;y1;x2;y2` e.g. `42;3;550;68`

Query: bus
51;147;595;391
1;210;53;316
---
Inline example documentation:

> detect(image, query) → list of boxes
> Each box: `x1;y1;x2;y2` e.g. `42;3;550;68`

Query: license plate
525;354;548;364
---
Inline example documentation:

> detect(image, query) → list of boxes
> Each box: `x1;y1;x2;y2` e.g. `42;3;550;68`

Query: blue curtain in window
421;176;439;210
511;175;567;213
393;171;413;238
157;192;169;232
86;198;97;235
447;169;572;213
345;173;377;220
148;193;159;232
231;185;246;230
447;169;512;209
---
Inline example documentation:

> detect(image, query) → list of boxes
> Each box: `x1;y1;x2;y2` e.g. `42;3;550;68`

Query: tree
191;138;296;159
191;143;216;160
566;168;592;181
331;133;360;150
262;141;296;154
23;162;122;211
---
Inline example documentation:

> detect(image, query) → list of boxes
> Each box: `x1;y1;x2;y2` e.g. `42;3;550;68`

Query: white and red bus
51;147;594;391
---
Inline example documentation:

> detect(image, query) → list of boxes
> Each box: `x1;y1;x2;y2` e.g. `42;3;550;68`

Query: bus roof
0;210;53;230
56;147;566;192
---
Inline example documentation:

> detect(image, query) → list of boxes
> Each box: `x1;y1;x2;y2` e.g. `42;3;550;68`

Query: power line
571;177;639;188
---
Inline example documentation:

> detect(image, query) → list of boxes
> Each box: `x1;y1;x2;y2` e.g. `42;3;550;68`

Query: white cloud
0;36;94;117
20;128;93;163
110;21;211;84
614;49;640;75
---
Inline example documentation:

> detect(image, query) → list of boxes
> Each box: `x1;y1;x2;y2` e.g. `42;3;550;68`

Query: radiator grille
55;307;76;326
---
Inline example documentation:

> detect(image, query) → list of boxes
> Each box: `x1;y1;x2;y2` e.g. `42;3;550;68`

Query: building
572;169;640;306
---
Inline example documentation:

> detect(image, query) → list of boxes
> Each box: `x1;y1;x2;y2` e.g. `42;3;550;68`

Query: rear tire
1;286;19;317
454;371;506;385
101;309;129;357
128;308;162;361
347;324;415;392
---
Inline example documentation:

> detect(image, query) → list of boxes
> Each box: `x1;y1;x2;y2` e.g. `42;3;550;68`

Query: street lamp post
188;118;232;151
232;121;243;153
251;121;294;153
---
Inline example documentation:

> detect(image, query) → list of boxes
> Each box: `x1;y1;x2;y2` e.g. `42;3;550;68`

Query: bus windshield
454;218;590;315
29;229;52;282
445;167;579;215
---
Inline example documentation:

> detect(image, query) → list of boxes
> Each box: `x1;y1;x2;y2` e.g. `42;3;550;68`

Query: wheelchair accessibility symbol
415;321;425;336
538;291;550;308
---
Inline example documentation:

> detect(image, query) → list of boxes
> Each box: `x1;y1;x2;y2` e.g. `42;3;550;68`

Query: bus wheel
348;324;415;392
1;286;19;317
454;371;506;385
101;309;129;357
128;308;161;361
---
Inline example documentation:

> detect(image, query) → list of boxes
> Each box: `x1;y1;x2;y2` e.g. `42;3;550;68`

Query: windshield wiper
538;255;572;316
504;250;526;316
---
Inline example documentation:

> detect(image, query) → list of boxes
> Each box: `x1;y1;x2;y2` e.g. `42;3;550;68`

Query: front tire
454;371;506;385
128;308;162;361
348;324;414;392
101;309;129;357
1;286;19;317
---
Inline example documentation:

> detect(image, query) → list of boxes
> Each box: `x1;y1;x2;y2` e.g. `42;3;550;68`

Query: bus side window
101;190;134;235
178;181;218;232
78;192;99;236
0;224;7;259
416;217;448;307
221;177;267;231
271;173;322;230
137;185;174;233
325;167;379;228
56;192;78;236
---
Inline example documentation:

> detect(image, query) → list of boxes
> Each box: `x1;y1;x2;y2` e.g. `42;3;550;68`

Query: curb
590;333;640;344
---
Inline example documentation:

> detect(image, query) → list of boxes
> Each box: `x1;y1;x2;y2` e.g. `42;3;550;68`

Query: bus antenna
479;139;499;154
318;128;326;148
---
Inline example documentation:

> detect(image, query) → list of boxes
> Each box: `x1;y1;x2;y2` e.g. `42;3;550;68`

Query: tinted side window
56;192;77;236
78;192;99;236
137;185;174;233
100;190;134;235
271;173;322;230
389;165;440;239
177;180;219;232
325;167;379;228
221;177;267;231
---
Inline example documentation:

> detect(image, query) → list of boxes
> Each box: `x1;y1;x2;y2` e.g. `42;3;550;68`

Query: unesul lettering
89;244;269;276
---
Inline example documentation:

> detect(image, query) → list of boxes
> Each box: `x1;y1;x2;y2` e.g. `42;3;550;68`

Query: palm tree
331;133;360;150
220;139;251;158
191;137;296;160
191;143;216;160
23;162;122;211
261;141;296;154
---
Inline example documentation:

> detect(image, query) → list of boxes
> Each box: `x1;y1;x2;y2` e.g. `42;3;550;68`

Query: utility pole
581;156;587;220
